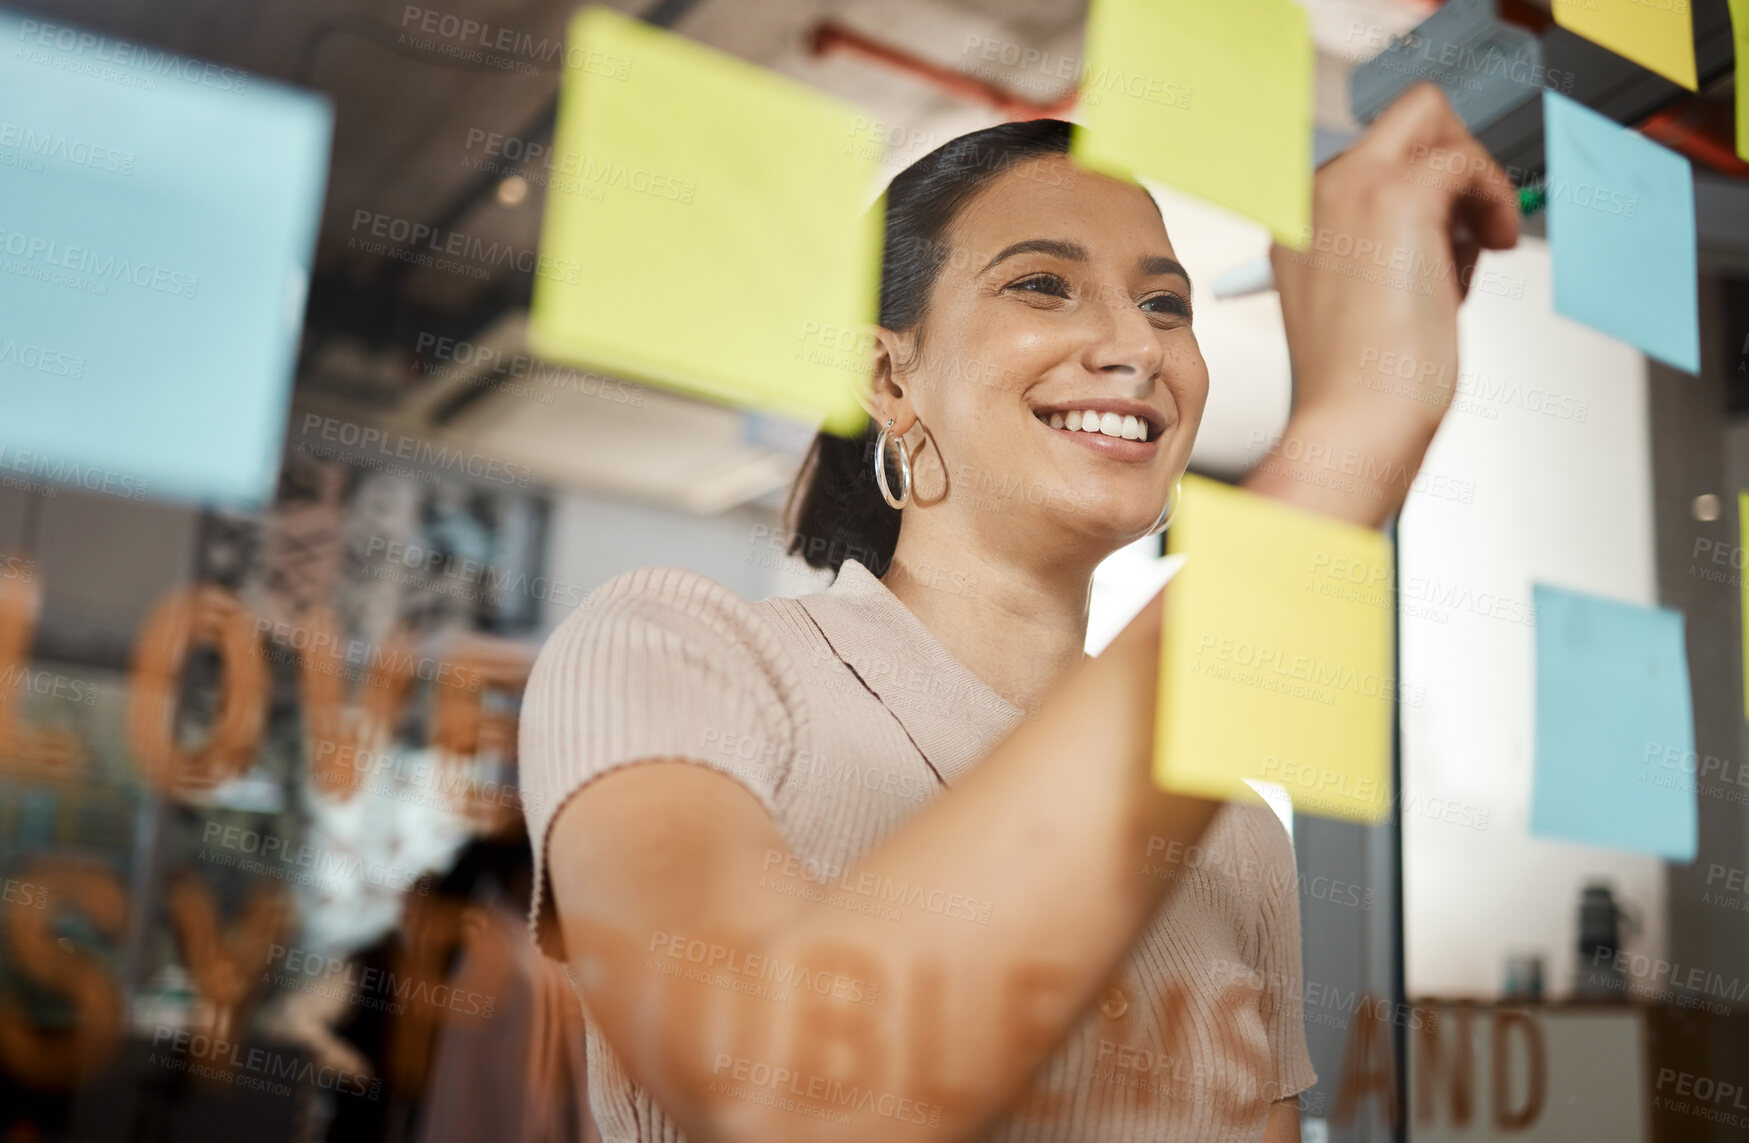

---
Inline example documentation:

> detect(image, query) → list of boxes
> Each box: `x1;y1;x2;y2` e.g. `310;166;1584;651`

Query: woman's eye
1142;293;1192;320
1009;273;1071;298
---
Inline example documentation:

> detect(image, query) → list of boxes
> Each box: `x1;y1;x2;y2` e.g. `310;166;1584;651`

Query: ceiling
19;0;1564;512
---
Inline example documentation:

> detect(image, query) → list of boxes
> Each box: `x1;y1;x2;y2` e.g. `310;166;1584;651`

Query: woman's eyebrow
979;238;1088;274
1138;254;1192;293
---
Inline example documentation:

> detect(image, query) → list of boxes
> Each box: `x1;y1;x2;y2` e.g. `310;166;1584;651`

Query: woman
521;84;1517;1143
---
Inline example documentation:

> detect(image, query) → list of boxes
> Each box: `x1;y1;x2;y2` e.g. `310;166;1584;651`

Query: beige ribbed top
519;559;1316;1142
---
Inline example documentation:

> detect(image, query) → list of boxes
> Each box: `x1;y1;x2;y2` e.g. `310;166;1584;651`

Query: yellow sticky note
1740;492;1749;720
1730;0;1749;159
1072;0;1312;249
1553;0;1697;90
528;7;883;437
1156;475;1394;822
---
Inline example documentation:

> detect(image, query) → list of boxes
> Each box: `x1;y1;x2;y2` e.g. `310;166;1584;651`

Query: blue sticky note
0;10;331;507
1544;90;1699;374
1530;584;1697;860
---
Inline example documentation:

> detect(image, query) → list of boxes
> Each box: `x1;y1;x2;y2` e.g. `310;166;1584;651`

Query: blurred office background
3;0;1749;1140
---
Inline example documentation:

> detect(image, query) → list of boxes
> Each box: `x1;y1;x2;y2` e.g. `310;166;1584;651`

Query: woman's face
887;152;1208;561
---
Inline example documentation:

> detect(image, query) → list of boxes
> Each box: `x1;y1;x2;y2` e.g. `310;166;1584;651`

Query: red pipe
1637;101;1749;177
808;20;1079;121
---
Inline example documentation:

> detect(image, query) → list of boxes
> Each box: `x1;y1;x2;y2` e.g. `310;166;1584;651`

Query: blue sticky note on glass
1530;584;1697;860
1544;90;1698;374
0;10;331;507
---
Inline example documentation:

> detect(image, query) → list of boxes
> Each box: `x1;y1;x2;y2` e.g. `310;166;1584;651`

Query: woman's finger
1426;129;1522;252
1357;82;1521;254
1353;82;1464;161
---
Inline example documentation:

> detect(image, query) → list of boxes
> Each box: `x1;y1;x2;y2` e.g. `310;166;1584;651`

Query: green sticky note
1156;475;1395;822
1072;0;1313;249
1552;0;1697;90
1730;0;1749;160
528;7;883;436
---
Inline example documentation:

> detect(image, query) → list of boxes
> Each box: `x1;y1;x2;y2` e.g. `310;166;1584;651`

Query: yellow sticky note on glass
1072;0;1312;249
1552;0;1697;90
528;7;883;436
1730;0;1749;159
1156;475;1394;822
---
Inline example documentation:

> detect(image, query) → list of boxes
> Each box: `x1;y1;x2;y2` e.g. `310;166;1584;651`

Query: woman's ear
859;324;921;434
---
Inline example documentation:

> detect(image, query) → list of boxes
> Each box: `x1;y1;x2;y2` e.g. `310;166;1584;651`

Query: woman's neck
879;532;1100;715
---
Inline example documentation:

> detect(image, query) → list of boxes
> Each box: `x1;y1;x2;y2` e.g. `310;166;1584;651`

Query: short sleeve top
518;560;1316;1142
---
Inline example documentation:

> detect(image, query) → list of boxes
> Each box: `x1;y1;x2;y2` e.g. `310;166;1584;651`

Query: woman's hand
1244;83;1520;527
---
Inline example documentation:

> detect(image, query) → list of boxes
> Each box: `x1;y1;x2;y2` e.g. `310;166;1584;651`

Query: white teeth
1036;408;1156;442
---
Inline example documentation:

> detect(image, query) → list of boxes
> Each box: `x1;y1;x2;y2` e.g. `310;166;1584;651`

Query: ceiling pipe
807;20;1078;120
1638;99;1749;177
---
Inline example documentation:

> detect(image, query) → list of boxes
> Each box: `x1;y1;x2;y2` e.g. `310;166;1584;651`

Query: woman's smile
1030;397;1170;462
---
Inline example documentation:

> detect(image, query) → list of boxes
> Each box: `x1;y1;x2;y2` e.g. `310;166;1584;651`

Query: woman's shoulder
540;565;796;674
571;564;761;620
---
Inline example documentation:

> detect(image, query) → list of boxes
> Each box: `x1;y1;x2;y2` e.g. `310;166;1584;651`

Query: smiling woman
789;119;1201;581
523;88;1519;1143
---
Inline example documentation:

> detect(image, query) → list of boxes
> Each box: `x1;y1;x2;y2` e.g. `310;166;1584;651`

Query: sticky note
1072;0;1313;249
1552;0;1697;90
528;7;882;437
0;10;331;508
1156;475;1394;822
1530;584;1696;860
1731;0;1749;160
1544;91;1699;374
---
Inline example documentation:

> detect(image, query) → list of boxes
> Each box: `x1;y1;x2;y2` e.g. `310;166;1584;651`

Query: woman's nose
1083;289;1162;394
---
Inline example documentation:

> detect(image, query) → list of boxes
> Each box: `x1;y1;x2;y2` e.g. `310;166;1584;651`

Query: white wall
539;491;828;635
1400;238;1664;998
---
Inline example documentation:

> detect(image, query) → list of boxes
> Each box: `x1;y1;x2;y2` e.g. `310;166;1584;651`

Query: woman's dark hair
783;118;1075;577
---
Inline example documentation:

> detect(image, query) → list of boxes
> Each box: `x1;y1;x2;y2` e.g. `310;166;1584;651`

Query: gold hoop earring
1145;478;1183;537
874;419;912;509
